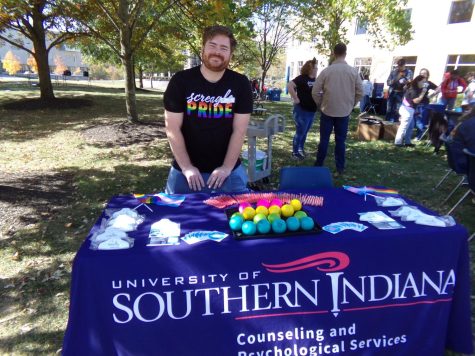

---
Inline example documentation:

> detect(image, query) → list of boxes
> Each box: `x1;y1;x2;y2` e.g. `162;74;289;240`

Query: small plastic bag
415;214;456;227
389;206;456;227
374;196;407;207
89;227;134;250
389;206;425;221
358;211;405;230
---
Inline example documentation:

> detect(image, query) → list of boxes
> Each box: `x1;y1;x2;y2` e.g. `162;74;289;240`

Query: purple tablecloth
62;188;473;355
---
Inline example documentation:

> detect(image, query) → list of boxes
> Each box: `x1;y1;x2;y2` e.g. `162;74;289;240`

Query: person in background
386;58;413;122
311;43;363;176
287;58;318;160
447;106;475;172
163;25;253;194
414;68;439;140
439;69;467;110
462;72;475;109
360;74;373;113
394;75;428;147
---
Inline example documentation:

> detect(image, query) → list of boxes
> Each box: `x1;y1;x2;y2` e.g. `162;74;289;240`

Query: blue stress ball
286;216;300;231
256;219;271;234
241;221;257;235
229;215;244;231
300;216;315;231
271;218;287;234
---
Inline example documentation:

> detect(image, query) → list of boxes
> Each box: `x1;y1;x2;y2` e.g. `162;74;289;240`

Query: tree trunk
150;74;153;89
31;5;55;101
122;54;139;122
138;66;144;89
260;70;267;96
34;45;55;101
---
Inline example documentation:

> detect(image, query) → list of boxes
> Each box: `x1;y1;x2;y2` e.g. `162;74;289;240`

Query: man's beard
202;53;229;72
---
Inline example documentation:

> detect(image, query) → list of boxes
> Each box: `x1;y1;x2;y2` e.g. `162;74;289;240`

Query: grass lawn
0;79;473;355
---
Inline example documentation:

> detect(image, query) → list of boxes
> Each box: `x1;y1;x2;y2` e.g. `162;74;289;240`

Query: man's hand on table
208;166;232;189
182;166;205;191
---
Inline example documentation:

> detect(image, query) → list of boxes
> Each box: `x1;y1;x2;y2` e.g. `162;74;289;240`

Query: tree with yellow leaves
54;55;67;75
2;50;21;75
27;54;38;73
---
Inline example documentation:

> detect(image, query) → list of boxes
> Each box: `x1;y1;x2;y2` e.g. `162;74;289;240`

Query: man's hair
397;58;406;67
333;43;347;56
450;69;460;76
300;58;317;76
202;25;237;52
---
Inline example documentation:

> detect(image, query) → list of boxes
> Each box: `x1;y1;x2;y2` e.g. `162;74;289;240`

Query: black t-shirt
420;81;438;105
292;74;317;112
404;86;423;108
163;66;253;173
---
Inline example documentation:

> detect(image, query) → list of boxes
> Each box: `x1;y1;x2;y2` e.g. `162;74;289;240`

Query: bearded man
164;25;253;193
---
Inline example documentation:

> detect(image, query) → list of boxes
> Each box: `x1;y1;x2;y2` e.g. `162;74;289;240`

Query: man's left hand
207;166;232;189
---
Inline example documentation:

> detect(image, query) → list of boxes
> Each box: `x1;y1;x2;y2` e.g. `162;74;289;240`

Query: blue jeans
438;97;456;111
414;105;429;139
360;95;370;112
315;113;349;172
165;165;249;194
292;104;316;153
386;91;403;122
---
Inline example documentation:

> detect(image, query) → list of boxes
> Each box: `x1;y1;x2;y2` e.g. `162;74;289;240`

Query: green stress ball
267;213;280;224
253;213;267;224
242;221;257;235
256;219;271;234
231;212;244;219
300;216;315;231
229;215;244;231
271;218;287;234
286;216;300;231
294;211;308;220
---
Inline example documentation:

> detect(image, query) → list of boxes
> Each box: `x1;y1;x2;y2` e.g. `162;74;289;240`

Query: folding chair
447;148;475;215
365;97;377;115
279;166;333;190
440;140;468;206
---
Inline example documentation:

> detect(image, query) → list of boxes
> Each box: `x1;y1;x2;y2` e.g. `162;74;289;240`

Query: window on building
355;18;367;35
298;61;303;74
404;8;412;22
446;54;475;77
390;56;417;75
448;0;474;24
354;57;372;78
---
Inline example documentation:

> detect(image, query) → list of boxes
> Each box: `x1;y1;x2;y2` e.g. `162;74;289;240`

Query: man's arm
165;110;205;191
354;73;364;105
312;74;324;107
287;80;299;104
207;113;250;189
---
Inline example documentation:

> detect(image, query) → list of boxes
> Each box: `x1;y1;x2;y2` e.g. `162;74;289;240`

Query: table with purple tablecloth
62;188;473;356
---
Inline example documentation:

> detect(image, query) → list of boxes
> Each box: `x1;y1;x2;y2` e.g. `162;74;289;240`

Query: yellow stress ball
290;199;302;212
255;205;269;216
242;206;256;220
281;204;295;218
268;205;281;216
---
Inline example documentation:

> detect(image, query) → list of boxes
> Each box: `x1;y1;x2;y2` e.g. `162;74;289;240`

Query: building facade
0;30;88;75
286;0;475;91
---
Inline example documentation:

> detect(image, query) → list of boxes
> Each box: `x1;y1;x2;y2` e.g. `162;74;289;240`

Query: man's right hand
182;166;205;191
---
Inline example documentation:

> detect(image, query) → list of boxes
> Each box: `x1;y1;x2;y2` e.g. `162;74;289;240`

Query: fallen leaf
11;252;20;261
